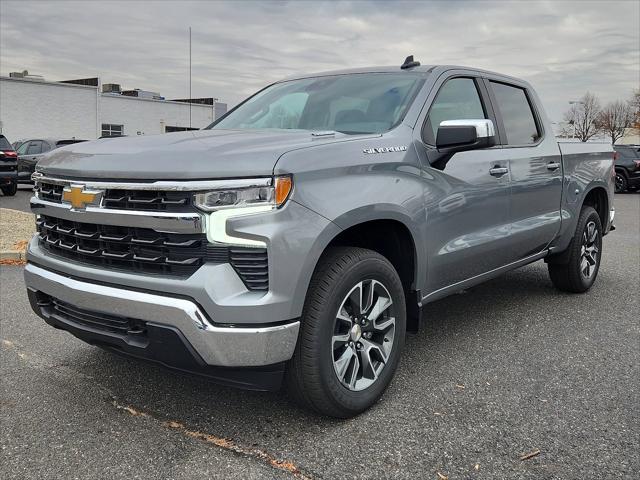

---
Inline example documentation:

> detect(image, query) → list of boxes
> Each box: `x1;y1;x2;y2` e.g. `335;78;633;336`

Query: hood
36;129;376;180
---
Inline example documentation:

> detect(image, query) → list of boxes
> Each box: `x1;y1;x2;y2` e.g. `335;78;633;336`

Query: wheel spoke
373;316;395;332
332;333;350;350
346;354;360;389
588;222;597;243
368;294;392;323
334;347;354;380
361;338;389;364
360;347;379;381
580;257;590;277
348;282;364;314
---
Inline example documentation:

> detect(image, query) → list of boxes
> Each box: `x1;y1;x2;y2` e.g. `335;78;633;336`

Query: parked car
24;59;615;418
0;134;18;196
17;138;87;182
613;144;640;193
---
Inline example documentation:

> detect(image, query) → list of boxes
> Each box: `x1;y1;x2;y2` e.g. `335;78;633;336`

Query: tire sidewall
311;255;406;414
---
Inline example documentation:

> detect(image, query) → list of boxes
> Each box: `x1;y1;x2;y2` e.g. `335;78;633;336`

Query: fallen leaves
115;402;311;479
0;258;26;265
13;239;29;251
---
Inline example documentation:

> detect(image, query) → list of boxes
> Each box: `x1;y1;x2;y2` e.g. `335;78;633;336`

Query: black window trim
483;78;545;148
420;74;503;147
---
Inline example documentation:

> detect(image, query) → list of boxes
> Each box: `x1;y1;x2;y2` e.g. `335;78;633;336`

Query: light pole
568;100;585;140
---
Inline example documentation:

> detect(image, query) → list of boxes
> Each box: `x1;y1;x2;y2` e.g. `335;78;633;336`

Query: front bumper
24;263;300;371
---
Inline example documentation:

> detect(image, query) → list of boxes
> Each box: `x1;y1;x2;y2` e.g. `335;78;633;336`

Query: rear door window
490;82;541;145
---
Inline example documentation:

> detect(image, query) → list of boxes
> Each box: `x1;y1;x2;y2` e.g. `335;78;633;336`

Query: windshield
209;73;425;134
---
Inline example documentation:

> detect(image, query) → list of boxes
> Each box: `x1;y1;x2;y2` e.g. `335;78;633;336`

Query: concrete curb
0;250;26;261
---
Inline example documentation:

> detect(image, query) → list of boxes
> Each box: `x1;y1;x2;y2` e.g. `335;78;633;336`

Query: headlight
193;176;292;212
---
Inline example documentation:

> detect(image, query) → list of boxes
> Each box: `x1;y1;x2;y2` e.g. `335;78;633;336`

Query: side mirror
436;119;496;154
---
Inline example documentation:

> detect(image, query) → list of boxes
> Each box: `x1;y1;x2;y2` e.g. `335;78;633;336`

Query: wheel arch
306;209;425;332
582;185;609;230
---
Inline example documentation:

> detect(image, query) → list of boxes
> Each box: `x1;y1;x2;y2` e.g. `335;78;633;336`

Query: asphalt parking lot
1;193;638;479
0;184;33;213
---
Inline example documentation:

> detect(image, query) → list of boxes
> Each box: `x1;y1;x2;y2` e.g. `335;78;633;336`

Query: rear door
485;79;562;259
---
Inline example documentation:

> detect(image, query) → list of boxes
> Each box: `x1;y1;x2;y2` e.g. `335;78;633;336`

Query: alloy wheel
331;279;396;391
580;220;599;280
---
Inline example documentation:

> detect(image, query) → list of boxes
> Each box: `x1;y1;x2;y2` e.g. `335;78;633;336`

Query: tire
286;247;406;418
614;172;627;193
548;206;602;293
1;182;17;196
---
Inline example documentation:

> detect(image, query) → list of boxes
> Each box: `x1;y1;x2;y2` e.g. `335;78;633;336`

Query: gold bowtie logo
62;185;102;209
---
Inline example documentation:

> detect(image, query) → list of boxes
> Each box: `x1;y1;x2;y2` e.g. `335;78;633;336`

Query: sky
1;0;638;123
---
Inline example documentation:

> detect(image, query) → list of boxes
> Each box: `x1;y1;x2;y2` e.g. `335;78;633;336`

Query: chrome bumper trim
24;263;299;367
30;197;205;234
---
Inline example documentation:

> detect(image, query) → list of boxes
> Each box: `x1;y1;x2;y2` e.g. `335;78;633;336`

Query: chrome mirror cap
439;119;496;139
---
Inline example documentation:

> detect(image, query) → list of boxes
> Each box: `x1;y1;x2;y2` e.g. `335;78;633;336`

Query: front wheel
286;247;406;418
548;206;602;293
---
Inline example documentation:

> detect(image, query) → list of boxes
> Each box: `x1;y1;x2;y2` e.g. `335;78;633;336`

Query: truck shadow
72;261;577;432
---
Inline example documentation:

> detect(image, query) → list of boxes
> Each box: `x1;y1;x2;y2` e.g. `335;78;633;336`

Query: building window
165;126;199;133
101;124;124;137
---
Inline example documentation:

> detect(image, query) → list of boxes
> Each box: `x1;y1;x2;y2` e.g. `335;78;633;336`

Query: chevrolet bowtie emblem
62;185;102;209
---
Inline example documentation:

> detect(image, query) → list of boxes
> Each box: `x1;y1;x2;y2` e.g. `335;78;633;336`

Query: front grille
38;182;64;202
36;215;269;289
35;181;195;212
41;295;147;337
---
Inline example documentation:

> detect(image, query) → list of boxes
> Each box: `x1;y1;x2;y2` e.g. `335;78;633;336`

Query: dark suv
0;134;18;196
17;138;87;183
613;145;640;193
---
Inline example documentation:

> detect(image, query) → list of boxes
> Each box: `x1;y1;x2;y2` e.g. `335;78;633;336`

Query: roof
279;64;524;84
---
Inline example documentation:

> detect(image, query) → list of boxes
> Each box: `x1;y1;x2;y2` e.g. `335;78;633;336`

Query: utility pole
189;26;192;129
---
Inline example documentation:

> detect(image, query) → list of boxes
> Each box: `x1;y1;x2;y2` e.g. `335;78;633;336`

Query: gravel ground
0;193;638;479
0;208;35;251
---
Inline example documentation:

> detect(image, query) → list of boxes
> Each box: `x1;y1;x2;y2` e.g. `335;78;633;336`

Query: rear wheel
548;206;602;293
614;172;627;193
1;182;17;196
286;247;406;418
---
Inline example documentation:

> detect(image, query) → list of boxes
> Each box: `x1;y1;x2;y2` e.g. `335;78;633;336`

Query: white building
0;74;227;143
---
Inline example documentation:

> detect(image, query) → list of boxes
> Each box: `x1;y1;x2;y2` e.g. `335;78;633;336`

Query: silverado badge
363;146;408;154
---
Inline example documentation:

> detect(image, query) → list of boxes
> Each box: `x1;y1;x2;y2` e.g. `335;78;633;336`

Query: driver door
415;76;513;295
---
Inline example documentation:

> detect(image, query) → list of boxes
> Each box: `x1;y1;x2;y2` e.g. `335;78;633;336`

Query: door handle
489;166;509;177
546;162;561;171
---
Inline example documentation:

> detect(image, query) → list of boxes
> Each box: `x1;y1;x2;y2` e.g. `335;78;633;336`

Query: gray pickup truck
24;58;615;417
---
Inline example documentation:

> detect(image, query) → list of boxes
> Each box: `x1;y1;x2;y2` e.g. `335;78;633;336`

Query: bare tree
563;92;601;142
596;101;634;145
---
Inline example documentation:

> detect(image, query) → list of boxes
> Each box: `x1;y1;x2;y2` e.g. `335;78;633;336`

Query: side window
16;142;30;155
424;77;486;144
26;141;43;155
490;82;540;145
